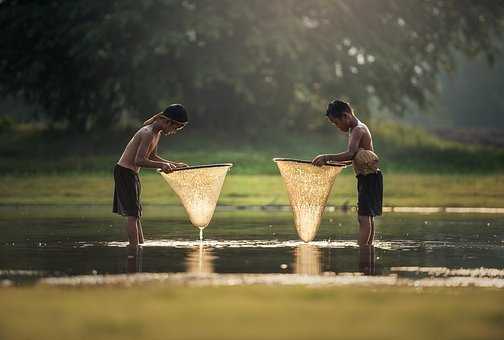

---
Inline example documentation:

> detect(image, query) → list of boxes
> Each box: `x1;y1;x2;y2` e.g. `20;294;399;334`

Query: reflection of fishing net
159;164;232;230
274;159;344;242
186;245;215;274
294;244;321;275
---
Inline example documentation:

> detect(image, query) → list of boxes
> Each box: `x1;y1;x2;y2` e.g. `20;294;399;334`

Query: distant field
1;173;504;207
0;285;502;340
0;121;503;175
1;121;503;208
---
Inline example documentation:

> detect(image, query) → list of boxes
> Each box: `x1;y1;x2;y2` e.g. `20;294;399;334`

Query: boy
312;100;383;246
113;104;189;246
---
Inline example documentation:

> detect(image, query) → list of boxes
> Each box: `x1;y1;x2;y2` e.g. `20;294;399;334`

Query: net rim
157;163;233;173
272;158;350;167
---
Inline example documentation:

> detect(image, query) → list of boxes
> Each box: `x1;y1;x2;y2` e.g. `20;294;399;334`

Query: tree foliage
0;0;503;131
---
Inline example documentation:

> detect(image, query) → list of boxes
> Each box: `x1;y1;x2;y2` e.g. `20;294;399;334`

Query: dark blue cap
162;104;188;123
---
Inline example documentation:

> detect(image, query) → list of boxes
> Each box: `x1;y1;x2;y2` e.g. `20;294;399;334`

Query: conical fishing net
274;159;344;242
159;164;232;230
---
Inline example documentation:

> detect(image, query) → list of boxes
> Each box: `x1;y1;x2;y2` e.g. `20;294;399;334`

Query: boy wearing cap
113;104;189;246
312;100;382;246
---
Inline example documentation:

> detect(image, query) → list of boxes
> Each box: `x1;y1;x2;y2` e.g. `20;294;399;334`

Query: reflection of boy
127;244;143;273
113;104;189;246
359;245;376;275
312;100;383;245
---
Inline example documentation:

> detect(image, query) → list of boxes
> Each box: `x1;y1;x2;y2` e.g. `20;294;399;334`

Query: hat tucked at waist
352;149;379;175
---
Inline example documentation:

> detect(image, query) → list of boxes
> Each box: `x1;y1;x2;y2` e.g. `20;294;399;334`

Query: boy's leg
137;219;144;244
358;215;372;246
127;216;139;245
368;217;375;245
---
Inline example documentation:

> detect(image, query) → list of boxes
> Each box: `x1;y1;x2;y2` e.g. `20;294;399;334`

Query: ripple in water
104;239;390;249
99;239;502;251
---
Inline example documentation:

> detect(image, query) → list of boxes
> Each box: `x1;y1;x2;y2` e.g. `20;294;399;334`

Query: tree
0;0;503;132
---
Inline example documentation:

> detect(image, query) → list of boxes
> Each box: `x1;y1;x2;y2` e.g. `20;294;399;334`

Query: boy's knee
358;215;370;222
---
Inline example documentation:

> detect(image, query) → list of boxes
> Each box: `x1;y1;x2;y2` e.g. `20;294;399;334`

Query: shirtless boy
312;100;383;245
113;104;188;245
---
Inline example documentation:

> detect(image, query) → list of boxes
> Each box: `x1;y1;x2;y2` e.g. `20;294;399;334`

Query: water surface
1;206;502;285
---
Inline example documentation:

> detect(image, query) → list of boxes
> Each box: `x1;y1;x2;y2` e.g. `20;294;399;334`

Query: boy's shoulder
356;120;372;134
357;119;368;128
136;126;155;138
351;122;368;135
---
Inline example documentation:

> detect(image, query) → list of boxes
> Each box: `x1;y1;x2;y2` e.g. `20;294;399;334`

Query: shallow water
0;206;503;285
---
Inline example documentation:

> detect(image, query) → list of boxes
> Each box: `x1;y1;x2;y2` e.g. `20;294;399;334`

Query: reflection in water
186;243;216;274
274;159;344;242
3;210;504;285
293;244;321;275
127;245;143;273
359;245;375;275
159;165;232;239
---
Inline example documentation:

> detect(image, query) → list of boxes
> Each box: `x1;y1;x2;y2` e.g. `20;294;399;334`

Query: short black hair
163;104;188;123
326;100;353;119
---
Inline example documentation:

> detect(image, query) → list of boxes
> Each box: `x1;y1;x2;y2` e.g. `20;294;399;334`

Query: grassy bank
1;121;503;208
1;173;504;207
0;121;503;175
1;285;502;340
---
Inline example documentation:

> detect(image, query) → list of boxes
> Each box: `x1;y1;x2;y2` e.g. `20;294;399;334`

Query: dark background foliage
1;0;503;133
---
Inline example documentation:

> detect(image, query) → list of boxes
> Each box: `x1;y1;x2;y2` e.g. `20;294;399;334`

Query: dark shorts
113;164;142;217
357;170;383;217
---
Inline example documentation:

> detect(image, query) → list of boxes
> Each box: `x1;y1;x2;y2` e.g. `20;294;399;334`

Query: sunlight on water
39;271;504;288
274;159;345;242
390;267;504;278
159;164;232;232
105;239;394;249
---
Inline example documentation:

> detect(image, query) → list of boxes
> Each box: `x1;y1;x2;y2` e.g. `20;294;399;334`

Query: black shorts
113;164;142;217
357;170;383;217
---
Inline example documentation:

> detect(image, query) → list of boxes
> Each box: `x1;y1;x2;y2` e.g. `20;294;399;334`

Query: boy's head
162;104;188;124
144;104;188;135
326;100;354;132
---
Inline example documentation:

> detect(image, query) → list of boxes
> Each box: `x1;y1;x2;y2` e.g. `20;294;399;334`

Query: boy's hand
312;155;328;166
160;162;176;173
174;162;189;168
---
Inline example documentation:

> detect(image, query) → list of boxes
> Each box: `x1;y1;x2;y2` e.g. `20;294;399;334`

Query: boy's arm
149;145;188;167
148;144;170;163
312;128;363;165
135;133;175;172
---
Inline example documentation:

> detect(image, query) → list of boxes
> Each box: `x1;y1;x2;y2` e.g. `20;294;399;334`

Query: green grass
1;121;503;208
0;285;502;340
0;121;503;175
1;172;504;207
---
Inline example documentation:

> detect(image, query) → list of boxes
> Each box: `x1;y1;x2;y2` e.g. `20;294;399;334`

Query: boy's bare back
117;126;160;173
